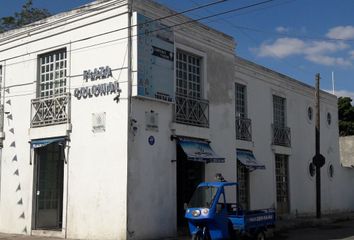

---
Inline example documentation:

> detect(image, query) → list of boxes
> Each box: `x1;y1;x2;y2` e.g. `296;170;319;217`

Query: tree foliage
338;97;354;136
0;0;51;33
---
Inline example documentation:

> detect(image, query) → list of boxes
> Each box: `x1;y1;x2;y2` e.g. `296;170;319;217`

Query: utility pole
313;73;325;219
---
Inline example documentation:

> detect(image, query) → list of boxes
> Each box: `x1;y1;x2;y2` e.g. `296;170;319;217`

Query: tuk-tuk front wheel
191;228;210;240
191;233;203;240
255;231;265;240
228;221;236;239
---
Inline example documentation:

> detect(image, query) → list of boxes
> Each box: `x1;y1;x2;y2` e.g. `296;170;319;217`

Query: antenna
332;71;335;95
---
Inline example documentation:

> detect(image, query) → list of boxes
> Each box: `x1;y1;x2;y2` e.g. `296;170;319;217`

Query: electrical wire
3;41;130;98
189;0;348;88
180;0;313;74
1;0;275;68
0;0;281;100
220;24;354;43
0;0;229;59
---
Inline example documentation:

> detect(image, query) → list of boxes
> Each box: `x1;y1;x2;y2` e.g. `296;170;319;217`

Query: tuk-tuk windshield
188;186;218;208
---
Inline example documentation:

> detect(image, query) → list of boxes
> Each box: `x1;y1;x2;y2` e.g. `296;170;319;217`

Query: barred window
273;95;286;127
39;49;67;97
235;83;247;118
176;50;202;99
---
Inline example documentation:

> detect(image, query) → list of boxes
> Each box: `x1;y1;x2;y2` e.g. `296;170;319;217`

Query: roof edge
0;0;126;43
235;56;338;100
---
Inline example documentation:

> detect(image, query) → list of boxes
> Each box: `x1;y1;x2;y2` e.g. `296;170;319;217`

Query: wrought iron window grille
272;123;291;147
31;93;71;128
174;93;209;128
236;116;252;141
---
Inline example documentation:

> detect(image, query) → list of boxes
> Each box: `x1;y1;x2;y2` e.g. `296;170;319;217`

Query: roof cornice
132;0;235;54
235;56;338;106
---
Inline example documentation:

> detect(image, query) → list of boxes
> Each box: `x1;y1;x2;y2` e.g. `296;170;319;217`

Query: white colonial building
0;0;353;239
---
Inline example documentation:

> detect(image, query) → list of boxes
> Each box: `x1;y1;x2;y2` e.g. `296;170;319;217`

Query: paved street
1;219;354;239
274;219;354;240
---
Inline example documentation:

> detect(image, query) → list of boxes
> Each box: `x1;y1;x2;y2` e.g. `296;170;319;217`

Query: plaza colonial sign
74;66;121;100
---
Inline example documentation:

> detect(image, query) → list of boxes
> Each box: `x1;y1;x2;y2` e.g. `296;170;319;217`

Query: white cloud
335;57;352;66
305;41;349;55
275;26;289;33
254;37;352;67
257;38;305;58
325;89;354;100
326;26;354;40
305;55;352;66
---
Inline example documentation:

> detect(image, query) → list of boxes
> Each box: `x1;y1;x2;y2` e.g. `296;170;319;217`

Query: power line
136;0;228;26
222;24;354;43
1;0;282;97
189;0;354;43
3;42;129;97
189;0;296;23
1;0;275;68
0;0;229;60
74;0;278;50
188;0;314;75
191;0;352;87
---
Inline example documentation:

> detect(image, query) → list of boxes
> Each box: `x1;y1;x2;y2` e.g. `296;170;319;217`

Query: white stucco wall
235;57;354;215
127;99;176;239
0;1;130;239
127;1;236;239
1;1;353;240
127;1;354;238
340;136;354;168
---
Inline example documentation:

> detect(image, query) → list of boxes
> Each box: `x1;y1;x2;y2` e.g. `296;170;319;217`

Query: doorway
176;144;205;231
237;161;250;210
275;154;289;215
34;142;64;230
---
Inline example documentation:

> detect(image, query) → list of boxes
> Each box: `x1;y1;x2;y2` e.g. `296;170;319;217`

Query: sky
1;0;353;99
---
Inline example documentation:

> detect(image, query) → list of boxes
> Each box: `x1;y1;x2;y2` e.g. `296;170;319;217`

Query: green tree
0;0;51;33
338;97;354;136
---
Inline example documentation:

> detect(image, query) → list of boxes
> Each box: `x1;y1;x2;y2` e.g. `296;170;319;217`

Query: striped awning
31;137;66;149
178;138;225;163
237;149;265;171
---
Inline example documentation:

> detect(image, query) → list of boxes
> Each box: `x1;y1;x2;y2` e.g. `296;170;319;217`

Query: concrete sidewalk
1;212;354;240
0;233;63;240
275;211;354;231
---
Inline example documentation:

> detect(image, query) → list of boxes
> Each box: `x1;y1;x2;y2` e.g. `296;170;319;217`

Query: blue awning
237;149;265;171
31;137;66;149
178;138;225;163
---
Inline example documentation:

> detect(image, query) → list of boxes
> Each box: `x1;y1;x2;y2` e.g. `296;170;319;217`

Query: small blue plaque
148;136;155;145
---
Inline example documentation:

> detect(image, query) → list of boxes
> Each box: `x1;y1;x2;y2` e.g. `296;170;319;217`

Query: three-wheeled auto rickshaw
185;181;275;240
